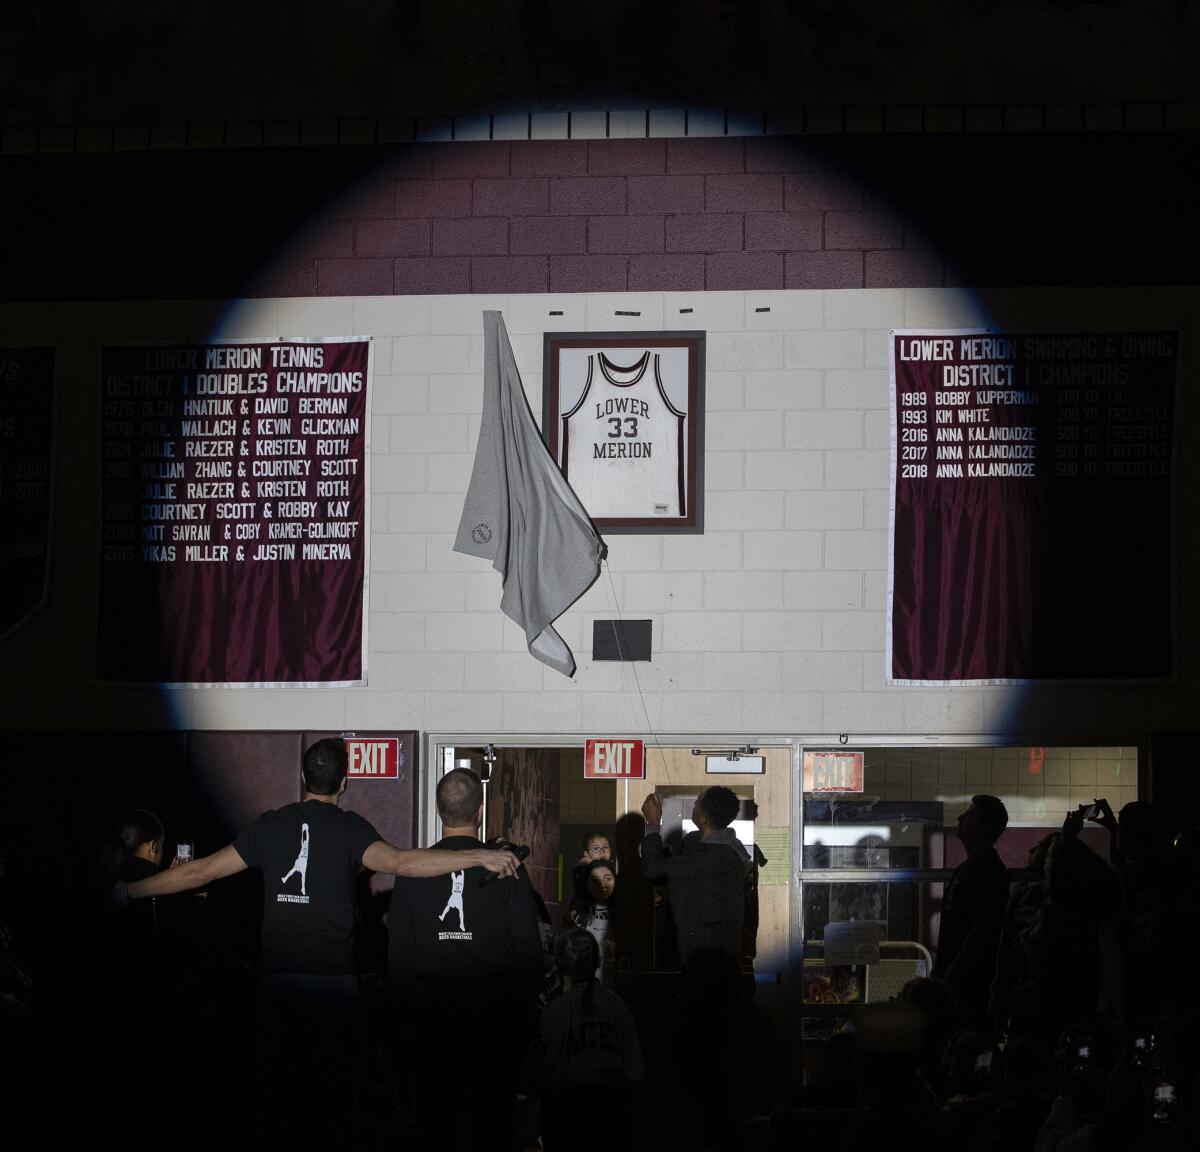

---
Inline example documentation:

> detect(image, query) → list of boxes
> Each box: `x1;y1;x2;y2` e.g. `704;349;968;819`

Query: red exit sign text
803;750;864;793
584;738;645;779
346;738;400;779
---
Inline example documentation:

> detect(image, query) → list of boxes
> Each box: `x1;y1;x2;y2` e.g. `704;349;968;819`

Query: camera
486;836;530;863
478;837;530;886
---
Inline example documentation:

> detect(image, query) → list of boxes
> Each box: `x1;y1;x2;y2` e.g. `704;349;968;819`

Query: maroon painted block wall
284;137;942;297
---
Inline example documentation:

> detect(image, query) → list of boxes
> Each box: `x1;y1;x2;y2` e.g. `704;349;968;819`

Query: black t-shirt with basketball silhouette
234;799;379;976
387;835;543;995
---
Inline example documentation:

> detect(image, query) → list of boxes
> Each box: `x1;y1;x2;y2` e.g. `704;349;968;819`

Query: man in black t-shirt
127;740;519;1146
126;739;520;968
388;767;542;1151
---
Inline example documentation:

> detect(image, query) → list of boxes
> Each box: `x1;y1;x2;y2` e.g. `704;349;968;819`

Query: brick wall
4;131;1197;303
283;138;942;298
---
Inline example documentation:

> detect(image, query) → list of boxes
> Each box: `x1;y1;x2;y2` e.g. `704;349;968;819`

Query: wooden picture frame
542;330;704;533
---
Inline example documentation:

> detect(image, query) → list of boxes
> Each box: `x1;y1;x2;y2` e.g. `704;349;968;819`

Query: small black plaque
593;619;652;661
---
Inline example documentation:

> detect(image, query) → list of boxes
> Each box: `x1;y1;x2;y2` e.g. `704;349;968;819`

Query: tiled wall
867;745;1139;823
1;284;1196;743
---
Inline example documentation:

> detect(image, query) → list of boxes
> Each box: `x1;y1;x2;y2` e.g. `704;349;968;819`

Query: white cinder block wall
2;287;1197;745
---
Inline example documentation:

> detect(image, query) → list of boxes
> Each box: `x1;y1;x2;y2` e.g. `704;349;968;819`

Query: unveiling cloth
454;311;603;676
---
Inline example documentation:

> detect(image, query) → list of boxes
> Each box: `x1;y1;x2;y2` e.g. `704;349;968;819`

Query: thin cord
601;559;672;784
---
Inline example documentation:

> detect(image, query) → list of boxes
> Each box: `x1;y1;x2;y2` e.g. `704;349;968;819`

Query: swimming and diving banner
889;329;1175;684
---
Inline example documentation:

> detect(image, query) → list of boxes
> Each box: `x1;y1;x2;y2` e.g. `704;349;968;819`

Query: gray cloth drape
454;311;603;676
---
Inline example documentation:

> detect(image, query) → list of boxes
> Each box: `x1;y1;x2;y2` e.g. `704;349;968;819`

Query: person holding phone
123;742;521;957
96;809;218;1003
124;739;521;1149
1084;797;1183;1026
87;809;221;1139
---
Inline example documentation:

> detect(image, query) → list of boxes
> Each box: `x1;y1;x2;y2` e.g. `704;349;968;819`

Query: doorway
431;740;795;991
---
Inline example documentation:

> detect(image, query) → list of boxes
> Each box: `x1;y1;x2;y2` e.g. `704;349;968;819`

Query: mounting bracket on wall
691;744;759;760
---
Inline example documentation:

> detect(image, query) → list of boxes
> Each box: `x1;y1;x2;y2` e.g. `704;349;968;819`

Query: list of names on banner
890;330;1175;683
99;338;370;684
895;332;1173;486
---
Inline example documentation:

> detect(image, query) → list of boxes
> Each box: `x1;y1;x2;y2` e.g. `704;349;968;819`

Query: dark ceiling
3;2;1198;128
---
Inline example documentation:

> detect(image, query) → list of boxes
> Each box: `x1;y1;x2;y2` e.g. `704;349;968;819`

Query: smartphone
1132;1033;1154;1068
1151;1081;1177;1125
974;1050;995;1077
176;840;195;863
1082;803;1103;820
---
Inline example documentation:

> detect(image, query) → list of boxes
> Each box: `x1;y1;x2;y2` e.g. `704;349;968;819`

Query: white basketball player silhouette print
439;870;466;931
281;823;310;896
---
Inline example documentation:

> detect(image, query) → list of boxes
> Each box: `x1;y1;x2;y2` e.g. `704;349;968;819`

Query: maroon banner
0;347;54;638
889;330;1174;683
98;339;371;684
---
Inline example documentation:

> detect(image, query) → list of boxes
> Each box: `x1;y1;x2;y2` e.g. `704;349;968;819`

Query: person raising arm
126;838;517;901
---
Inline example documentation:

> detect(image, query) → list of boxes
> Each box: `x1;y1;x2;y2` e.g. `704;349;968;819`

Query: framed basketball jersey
543;331;704;533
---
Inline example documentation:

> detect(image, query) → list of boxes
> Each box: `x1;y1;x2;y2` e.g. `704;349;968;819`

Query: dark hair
584;858;616;898
970;794;1008;842
581;830;612;855
698;786;740;829
555;927;599;987
437;767;483;826
1048;836;1121;918
119;809;164;856
571;856;616;902
302;738;349;795
1117;801;1164;855
95;808;164;890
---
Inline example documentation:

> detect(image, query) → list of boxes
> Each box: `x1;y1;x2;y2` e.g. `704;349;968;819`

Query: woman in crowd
565;858;617;981
95;809;218;1017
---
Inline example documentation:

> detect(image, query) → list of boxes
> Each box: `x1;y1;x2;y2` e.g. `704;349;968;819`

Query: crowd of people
780;794;1200;1151
2;745;1197;1150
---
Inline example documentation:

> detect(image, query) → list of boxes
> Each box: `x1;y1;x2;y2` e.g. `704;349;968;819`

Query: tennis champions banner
889;330;1174;683
98;338;371;684
0;347;54;639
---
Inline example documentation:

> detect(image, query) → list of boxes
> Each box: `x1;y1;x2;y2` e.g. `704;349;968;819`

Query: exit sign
346;738;400;779
803;750;864;793
584;738;645;779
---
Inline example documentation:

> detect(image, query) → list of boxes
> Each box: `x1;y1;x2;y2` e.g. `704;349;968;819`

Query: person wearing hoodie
640;785;751;1149
640;786;750;969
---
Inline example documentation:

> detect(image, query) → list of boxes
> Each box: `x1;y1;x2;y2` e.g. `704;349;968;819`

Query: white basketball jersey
560;351;686;518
